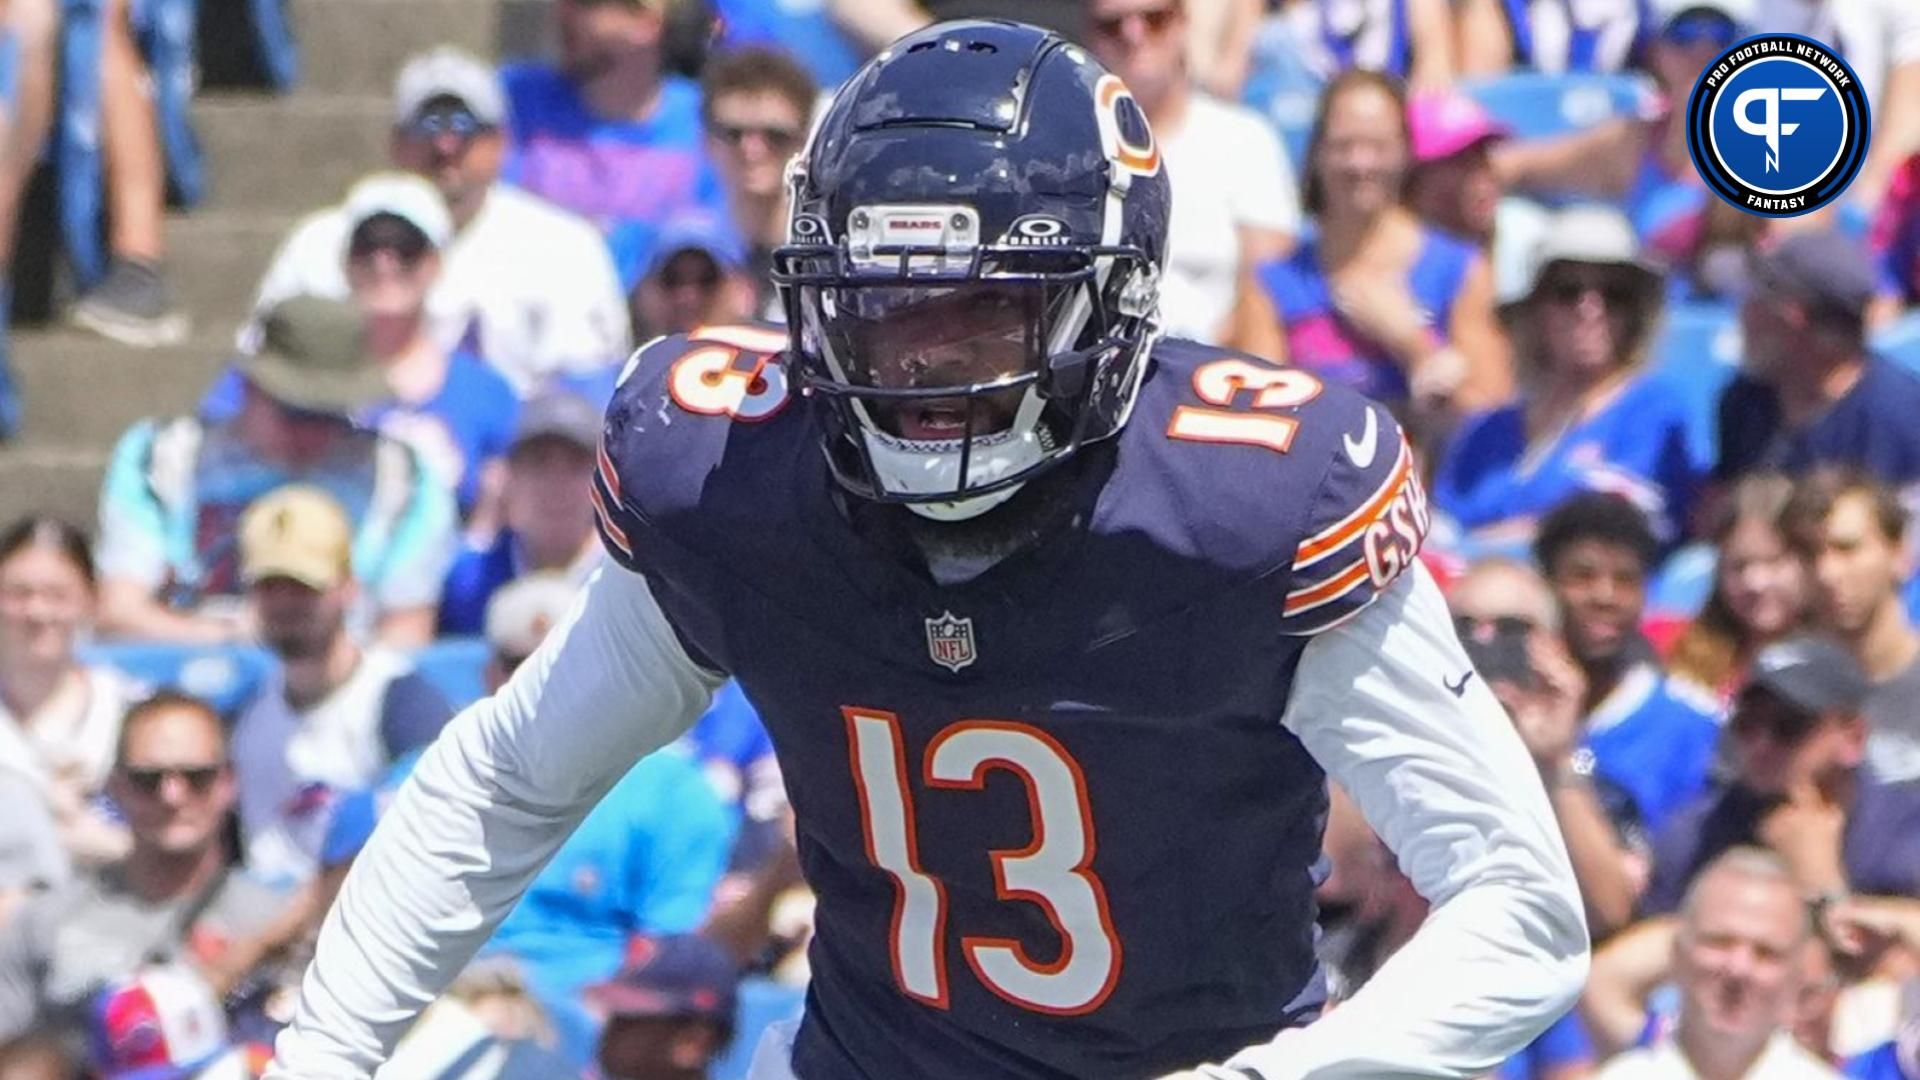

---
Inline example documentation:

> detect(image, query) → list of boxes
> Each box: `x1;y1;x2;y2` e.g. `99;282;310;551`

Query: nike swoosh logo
1343;407;1379;468
1444;670;1474;697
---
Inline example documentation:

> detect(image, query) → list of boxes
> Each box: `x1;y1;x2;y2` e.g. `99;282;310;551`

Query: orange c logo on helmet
1095;75;1160;178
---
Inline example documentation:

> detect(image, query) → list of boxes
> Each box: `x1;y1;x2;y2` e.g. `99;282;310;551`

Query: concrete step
164;210;293;323
0;447;108;531
13;328;233;447
199;93;393;213
290;0;502;95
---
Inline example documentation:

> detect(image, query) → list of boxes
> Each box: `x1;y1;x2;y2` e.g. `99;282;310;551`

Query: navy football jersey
592;325;1431;1078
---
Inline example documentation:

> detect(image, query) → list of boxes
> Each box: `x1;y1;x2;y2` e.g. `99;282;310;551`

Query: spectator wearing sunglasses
1644;635;1920;917
0;693;288;1059
630;213;758;342
95;297;459;648
501;0;728;294
228;487;452;891
700;47;816;323
1084;0;1298;354
248;47;630;399
1715;232;1920;502
1433;206;1707;558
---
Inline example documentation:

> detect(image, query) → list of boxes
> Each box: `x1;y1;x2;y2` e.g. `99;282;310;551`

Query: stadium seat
1648;301;1741;472
82;640;275;715
1460;71;1656;141
410;636;490;710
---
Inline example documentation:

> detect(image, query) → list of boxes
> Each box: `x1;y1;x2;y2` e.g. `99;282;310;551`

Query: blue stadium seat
1648;301;1741;472
82;640;275;715
1460;71;1656;141
410;636;490;710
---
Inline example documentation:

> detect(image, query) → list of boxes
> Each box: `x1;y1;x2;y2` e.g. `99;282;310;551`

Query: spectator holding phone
1535;493;1723;836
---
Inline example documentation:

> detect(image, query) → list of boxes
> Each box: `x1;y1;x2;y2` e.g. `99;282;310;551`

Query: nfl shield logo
925;611;977;673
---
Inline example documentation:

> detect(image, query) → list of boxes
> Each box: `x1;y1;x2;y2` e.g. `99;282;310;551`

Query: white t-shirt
0;665;145;794
1756;0;1920;120
232;648;445;888
1158;94;1302;344
246;183;631;396
1594;1032;1843;1079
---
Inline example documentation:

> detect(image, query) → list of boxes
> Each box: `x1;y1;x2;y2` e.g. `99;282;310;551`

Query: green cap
239;296;389;416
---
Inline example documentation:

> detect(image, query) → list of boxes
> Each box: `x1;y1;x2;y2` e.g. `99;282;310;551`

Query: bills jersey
590;325;1431;1078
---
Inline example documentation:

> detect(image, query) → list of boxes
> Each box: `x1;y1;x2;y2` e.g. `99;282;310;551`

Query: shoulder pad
592;324;797;572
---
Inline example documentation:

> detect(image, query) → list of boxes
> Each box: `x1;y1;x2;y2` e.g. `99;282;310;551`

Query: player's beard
893;440;1103;587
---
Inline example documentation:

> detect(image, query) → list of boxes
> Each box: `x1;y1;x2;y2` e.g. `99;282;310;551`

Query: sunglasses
1091;3;1181;39
1542;274;1639;308
712;122;802;153
1454;614;1535;638
121;764;223;796
349;216;432;264
1663;10;1739;49
404;109;490;142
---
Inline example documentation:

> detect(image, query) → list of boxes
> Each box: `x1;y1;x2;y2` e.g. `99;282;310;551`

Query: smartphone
1455;615;1538;691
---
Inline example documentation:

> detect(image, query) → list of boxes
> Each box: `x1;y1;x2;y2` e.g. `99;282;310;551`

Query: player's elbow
1523;868;1592;1024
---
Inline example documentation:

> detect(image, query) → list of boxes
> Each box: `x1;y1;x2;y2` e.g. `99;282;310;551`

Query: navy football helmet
772;19;1172;520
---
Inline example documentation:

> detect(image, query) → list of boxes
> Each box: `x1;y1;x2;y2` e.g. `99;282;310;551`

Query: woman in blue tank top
1257;70;1510;431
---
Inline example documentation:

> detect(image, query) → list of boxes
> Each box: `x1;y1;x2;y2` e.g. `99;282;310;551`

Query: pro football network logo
1685;34;1870;218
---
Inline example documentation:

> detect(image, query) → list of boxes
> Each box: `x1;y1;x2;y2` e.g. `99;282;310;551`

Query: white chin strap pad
860;420;1044;521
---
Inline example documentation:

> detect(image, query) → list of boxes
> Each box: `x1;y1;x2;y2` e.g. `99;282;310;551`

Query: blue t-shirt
500;66;726;291
685;679;775;799
1497;1010;1594;1079
714;0;864;88
483;745;734;1025
436;529;520;637
1259;227;1478;404
1847;1042;1912;1079
96;419;456;613
1434;369;1708;557
1716;359;1920;489
1580;660;1722;837
200;351;519;514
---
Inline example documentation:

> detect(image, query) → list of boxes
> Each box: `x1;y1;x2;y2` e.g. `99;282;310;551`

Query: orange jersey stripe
1293;444;1412;568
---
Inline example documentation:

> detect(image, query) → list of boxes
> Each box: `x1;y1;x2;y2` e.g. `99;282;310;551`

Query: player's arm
265;564;724;1078
1213;561;1589;1078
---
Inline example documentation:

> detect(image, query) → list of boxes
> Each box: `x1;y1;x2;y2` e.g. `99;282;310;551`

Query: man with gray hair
1596;846;1839;1078
247;46;630;396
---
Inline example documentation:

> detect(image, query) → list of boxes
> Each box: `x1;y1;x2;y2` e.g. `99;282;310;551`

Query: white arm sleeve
266;564;724;1079
1224;562;1589;1079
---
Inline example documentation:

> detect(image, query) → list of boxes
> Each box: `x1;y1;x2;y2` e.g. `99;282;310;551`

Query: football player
268;20;1586;1080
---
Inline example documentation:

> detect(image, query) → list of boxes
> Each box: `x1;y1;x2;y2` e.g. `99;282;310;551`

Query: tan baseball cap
239;486;354;590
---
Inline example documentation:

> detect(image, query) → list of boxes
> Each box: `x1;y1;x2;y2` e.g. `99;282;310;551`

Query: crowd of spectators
2;0;1920;1076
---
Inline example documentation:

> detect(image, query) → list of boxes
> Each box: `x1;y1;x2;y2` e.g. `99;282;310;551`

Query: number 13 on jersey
844;708;1123;1015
